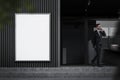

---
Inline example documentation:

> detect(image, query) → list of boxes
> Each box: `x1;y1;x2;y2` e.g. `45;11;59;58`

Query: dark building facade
0;0;60;67
0;0;120;68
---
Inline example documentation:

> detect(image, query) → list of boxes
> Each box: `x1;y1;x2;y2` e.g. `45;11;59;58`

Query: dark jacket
92;30;106;47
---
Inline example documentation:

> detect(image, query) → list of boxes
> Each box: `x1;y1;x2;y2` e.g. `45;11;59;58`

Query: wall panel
0;0;60;67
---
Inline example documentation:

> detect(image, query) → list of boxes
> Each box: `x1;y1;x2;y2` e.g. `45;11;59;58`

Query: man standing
91;24;106;66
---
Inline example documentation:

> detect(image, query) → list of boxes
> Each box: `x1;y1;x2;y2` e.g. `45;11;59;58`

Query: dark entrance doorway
61;18;88;66
60;0;88;66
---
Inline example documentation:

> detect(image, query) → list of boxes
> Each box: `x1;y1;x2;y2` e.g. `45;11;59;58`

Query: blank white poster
15;14;50;61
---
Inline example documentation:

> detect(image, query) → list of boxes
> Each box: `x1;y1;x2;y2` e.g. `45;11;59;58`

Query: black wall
61;20;86;65
0;0;60;67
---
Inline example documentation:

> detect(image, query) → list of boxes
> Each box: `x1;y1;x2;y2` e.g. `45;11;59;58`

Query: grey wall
96;20;120;46
0;0;60;67
96;21;119;37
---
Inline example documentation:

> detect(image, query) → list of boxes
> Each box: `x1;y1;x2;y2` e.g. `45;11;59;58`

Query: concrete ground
0;66;118;80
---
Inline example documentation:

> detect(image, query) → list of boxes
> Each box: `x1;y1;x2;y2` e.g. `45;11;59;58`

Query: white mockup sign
15;14;50;61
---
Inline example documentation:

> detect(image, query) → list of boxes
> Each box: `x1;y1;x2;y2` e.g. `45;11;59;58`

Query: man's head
96;24;102;30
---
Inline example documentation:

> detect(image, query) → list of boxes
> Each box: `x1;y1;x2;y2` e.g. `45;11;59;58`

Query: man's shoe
97;64;104;67
91;61;96;66
91;63;96;66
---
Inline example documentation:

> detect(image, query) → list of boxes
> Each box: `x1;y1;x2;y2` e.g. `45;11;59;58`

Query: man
91;24;106;66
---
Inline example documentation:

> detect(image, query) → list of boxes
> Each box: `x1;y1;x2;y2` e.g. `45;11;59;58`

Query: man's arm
99;27;106;36
100;30;106;36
